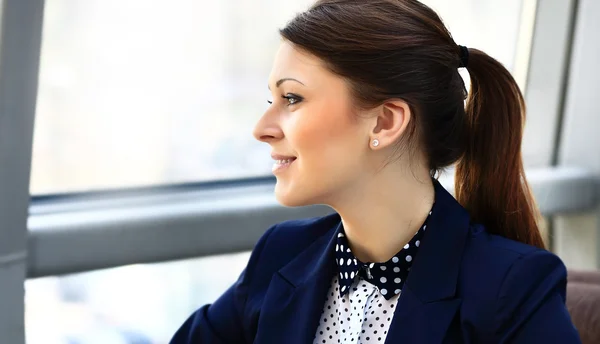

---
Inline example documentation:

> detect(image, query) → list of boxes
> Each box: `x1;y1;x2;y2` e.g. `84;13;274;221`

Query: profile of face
253;41;377;207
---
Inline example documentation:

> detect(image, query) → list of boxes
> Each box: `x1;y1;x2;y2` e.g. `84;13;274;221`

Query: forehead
269;41;329;85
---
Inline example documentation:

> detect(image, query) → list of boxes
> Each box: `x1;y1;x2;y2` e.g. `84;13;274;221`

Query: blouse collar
334;206;433;300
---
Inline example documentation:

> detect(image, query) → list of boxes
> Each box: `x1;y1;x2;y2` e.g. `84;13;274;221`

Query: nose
253;108;284;144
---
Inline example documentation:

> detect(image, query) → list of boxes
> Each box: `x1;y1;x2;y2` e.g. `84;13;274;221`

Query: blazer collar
254;216;339;343
406;178;470;302
386;180;470;342
277;178;470;302
277;216;340;288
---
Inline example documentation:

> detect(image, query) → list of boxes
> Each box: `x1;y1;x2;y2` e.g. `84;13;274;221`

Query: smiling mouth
272;157;297;174
275;158;296;164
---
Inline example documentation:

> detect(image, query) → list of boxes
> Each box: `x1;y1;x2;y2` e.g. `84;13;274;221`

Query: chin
274;189;309;207
274;181;318;207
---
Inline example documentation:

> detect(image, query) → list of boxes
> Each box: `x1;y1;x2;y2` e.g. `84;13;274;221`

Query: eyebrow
268;78;305;90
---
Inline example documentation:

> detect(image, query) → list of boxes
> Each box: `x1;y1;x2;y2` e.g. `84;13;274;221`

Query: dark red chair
566;270;600;344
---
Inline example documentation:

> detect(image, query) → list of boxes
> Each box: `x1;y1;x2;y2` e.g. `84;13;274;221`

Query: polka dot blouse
313;207;433;344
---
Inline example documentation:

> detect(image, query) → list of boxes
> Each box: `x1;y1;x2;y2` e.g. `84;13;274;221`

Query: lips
274;157;296;164
271;155;297;174
271;154;297;161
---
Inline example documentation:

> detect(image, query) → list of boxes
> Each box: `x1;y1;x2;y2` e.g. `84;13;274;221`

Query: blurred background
0;0;598;343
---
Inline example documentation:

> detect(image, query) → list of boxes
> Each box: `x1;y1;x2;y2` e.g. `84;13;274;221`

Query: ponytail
455;48;545;249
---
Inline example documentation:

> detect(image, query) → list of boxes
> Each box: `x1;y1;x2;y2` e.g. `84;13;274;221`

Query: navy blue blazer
171;180;581;343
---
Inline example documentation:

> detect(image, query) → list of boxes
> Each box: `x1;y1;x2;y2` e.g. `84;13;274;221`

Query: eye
282;93;303;106
266;93;303;106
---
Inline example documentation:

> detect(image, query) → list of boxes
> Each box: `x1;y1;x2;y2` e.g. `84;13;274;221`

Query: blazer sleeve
494;249;581;343
169;224;277;344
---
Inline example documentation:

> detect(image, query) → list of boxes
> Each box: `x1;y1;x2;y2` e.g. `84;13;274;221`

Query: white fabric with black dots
314;206;434;343
314;276;398;343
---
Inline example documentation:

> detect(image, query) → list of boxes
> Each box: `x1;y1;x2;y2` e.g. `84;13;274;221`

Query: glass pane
31;0;313;194
421;0;526;72
25;252;251;344
31;0;528;195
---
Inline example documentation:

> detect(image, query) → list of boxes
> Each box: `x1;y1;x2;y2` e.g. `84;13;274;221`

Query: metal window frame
521;0;579;167
0;1;45;343
554;0;600;269
27;167;598;278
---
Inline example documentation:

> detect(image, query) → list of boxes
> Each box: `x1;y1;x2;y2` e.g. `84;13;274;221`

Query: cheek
290;103;366;176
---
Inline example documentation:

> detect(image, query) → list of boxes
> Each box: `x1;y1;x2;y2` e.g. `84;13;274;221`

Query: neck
328;166;435;263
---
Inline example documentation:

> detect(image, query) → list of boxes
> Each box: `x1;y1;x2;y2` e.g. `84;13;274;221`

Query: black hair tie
458;45;469;68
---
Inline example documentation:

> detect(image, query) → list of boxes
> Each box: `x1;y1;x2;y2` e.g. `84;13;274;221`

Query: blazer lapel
254;218;340;344
386;179;471;343
386;286;462;343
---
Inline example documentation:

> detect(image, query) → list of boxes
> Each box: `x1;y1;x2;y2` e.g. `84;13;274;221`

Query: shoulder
458;224;569;339
461;223;565;288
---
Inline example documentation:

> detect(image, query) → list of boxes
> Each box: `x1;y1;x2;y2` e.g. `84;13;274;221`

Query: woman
171;0;581;343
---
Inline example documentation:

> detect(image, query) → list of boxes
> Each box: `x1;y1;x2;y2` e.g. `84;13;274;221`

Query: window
25;1;536;340
31;0;531;195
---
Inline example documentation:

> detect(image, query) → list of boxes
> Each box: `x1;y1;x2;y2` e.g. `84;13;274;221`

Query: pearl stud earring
372;139;380;147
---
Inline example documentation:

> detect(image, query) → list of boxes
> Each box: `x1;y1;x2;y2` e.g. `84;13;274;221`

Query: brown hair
280;0;545;248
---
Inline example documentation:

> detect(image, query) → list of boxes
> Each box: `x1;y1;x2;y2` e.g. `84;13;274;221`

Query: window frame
0;1;45;344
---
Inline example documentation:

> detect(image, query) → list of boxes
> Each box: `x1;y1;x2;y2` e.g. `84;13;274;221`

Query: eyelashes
267;93;303;106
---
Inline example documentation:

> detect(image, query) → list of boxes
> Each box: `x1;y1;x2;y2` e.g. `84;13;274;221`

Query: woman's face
253;41;373;207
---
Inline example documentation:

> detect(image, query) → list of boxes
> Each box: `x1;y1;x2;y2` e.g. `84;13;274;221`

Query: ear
369;99;412;149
